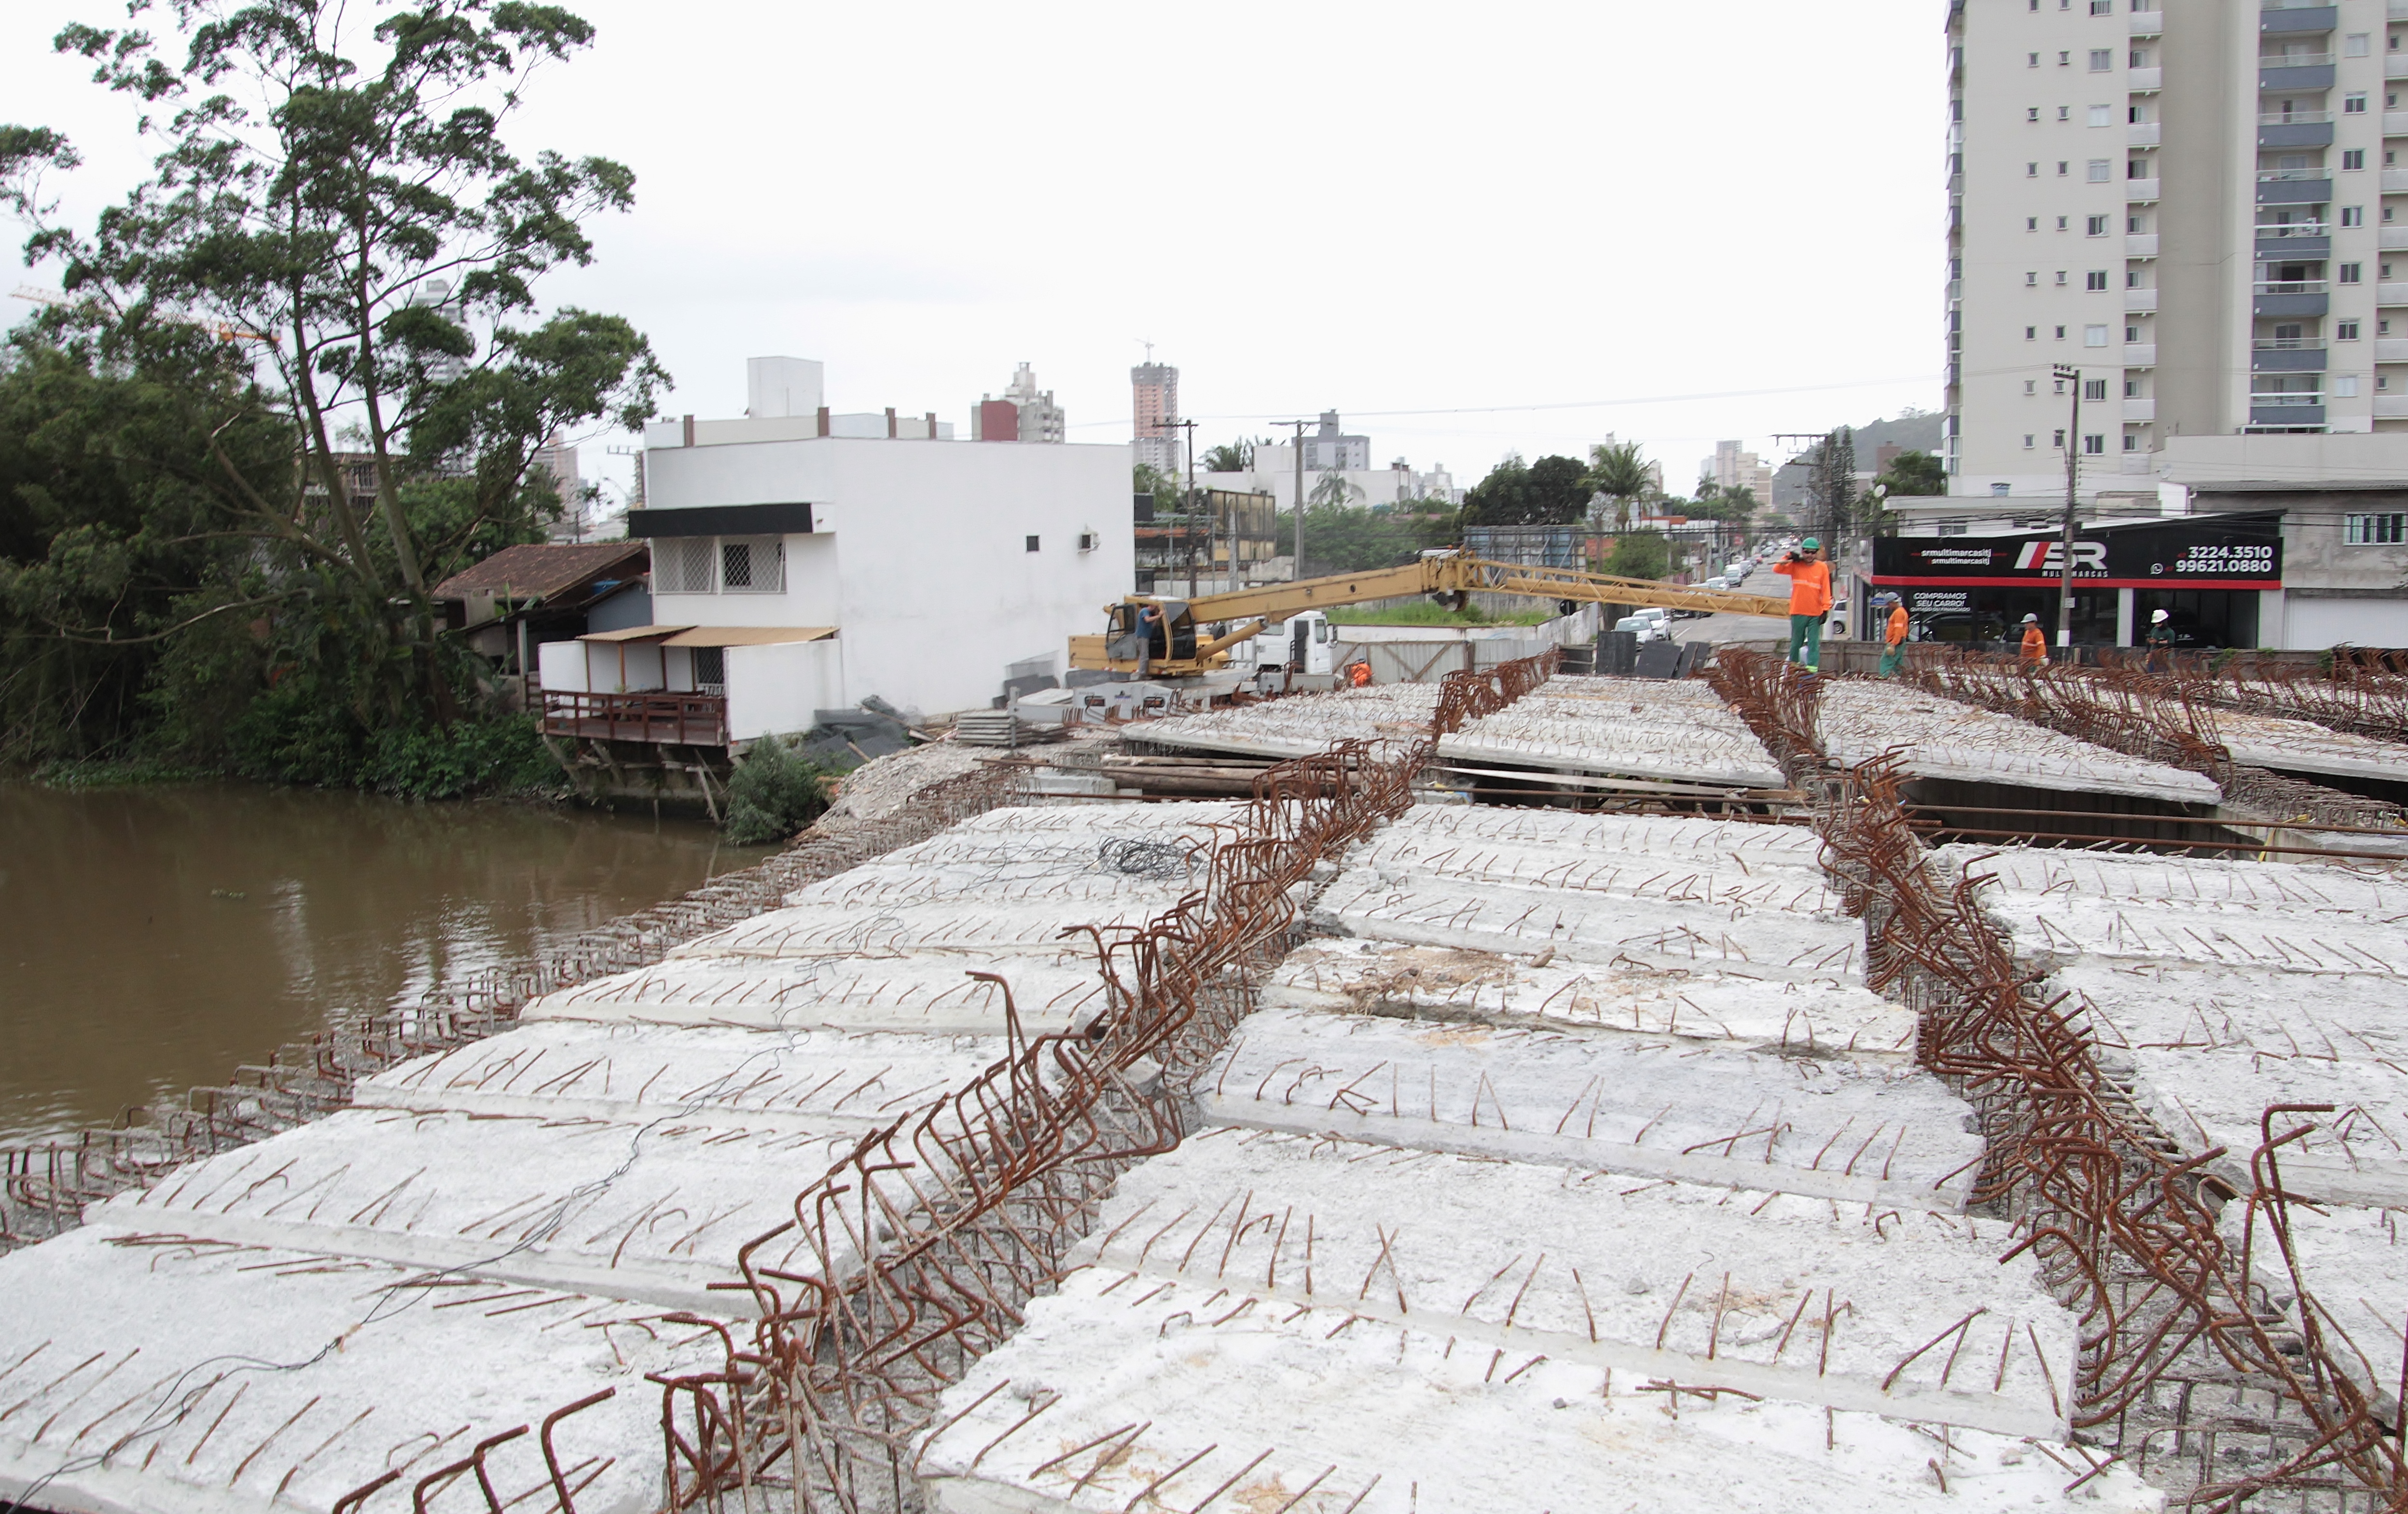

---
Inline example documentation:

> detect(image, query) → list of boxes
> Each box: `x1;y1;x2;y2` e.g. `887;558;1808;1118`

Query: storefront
1868;513;2283;651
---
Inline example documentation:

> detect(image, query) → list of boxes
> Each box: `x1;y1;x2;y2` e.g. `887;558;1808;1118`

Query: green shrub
361;714;563;800
723;734;831;845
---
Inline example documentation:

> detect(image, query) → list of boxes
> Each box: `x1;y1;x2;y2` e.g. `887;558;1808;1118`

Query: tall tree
1584;440;1652;530
1199;438;1256;473
1308;468;1363;508
1461;453;1591;527
2;0;666;740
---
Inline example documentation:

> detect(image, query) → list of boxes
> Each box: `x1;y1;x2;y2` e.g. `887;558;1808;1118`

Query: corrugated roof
431;541;649;602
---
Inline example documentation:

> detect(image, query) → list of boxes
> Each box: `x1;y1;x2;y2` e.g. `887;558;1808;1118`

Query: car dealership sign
1872;516;2281;590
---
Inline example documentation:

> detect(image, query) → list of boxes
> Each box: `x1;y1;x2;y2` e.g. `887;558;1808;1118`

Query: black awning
627;502;814;537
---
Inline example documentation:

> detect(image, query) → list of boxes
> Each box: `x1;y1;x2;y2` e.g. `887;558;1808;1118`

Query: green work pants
1786;614;1823;669
1877;642;1905;678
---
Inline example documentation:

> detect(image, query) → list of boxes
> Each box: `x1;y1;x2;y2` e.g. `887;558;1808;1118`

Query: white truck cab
1225;610;1342;674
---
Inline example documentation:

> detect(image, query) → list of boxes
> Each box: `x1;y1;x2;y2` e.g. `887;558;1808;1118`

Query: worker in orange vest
1877;593;1909;678
2019;612;2049;668
1346;658;1373;688
1772;538;1832;669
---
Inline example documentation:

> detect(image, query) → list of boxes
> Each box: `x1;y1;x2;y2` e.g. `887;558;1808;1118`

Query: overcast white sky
2;0;1946;503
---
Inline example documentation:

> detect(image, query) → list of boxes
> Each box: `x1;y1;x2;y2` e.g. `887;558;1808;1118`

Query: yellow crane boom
1072;552;1793;676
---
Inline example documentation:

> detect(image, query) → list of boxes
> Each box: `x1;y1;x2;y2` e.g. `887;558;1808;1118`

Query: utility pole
2052;364;2081;654
1274;419;1311;580
1163;417;1201;596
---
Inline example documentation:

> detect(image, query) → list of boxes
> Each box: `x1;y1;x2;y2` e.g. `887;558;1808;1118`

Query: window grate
2345;513;2407;545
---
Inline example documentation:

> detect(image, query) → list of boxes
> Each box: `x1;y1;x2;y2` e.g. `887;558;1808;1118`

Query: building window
2026;271;2039;286
2341;262;2365;283
2084;378;2107;401
655;536;715;594
2129;215;2146;232
2024;380;2038;395
2053;429;2067;447
2087;215;2109;235
1078;532;1098;551
2088;104;2112;126
2125;378;2140;397
2083;434;2106;454
2058;215;2070;229
2346;93;2369;114
2345;33;2372;58
2127;268;2143;288
2084;324;2110;345
2059;50;2071;65
2057;270;2070;285
2028;106;2041;121
2087;270;2109;290
2339;319;2362;339
2029;51;2040;66
2058;106;2072;121
1025;535;1041;552
2086;159;2109;181
2343;206;2366;227
2123;432;2140;450
720;536;785;592
2058;324;2070;338
2028;217;2040;231
2129;49;2147;67
2344;149;2367;171
2026;326;2039;339
2028;162;2040;177
2346;513;2408;544
2090;0;2110;13
2024;434;2037;449
2089;48;2113;70
2127;325;2141;341
2335;374;2362;398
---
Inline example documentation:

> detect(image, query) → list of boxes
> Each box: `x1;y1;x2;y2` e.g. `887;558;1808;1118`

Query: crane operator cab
1104;599;1198;665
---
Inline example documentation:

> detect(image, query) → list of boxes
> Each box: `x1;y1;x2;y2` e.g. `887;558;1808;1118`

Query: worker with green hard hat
1773;538;1832;670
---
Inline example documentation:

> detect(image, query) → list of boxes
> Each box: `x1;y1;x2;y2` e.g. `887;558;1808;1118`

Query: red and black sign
1871;514;2281;590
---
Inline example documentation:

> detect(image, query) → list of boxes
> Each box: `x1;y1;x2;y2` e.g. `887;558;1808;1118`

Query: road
1670;559;1812;647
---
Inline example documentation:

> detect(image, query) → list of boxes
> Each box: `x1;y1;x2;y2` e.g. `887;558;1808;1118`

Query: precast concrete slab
2210;706;2408;785
1265;939;1917;1055
1438;678;1786;788
1201;1007;1983;1210
83;1104;852;1314
357;1019;1003;1130
1124;685;1441;760
524;951;1113;1034
2219;1197;2408;1397
1368;803;1834;882
1071;1128;2073;1435
1929;844;2408;1207
0;1224;722;1514
916;1268;2157;1514
1821;684;2222;804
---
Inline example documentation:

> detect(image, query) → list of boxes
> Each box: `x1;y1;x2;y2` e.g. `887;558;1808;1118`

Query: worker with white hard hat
2144;606;2175;673
2018;611;2048;669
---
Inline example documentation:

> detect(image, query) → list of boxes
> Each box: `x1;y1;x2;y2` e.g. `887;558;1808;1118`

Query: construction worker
2019;612;2049;668
1346;657;1373;688
1135;603;1162;679
2144;607;2176;674
1772;537;1832;670
1877;592;1909;679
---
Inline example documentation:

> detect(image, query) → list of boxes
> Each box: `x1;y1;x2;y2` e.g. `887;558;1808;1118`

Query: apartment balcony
2129;9;2162;35
2254;284;2332;317
2122;343;2157;367
2126;232;2160;258
2251;342;2329;370
2258;5;2337;33
2384;168;2408;193
2377;281;2408;303
2379;337;2408;360
2382;225;2408;250
2262;58;2338;88
2250;400;2327;424
2390;53;2408;78
2376;394;2408;417
2127;121;2163;149
2125;289;2159;313
2388;111;2408;136
2260;118;2335;148
2256;228;2332;256
2124;398;2156;422
2129;66;2163;91
2256;173;2334;204
2392;0;2408;17
2127;178;2162;203
2121;453;2158;473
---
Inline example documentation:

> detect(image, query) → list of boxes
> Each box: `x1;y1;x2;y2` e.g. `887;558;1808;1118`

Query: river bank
0;779;771;1146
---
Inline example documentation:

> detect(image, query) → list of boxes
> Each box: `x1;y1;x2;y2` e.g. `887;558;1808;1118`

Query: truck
1068;551;1793;681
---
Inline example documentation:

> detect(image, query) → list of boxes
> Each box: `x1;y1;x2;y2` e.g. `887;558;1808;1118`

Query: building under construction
2;648;2406;1513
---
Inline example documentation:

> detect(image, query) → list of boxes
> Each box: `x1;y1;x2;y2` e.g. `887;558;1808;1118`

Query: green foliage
723;734;830;846
1872;450;1947;496
1200;439;1257;473
361;715;563;801
1275;502;1458;574
1133;464;1180;515
1459;454;1592;527
1602;531;1670;580
1584;441;1653;530
1683;482;1760;524
1308;469;1364;508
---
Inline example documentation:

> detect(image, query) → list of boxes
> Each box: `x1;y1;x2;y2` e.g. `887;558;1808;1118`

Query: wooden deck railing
540;689;728;745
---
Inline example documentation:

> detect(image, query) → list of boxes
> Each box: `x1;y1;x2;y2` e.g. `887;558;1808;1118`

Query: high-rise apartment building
1132;361;1181;474
973;362;1067;443
1945;0;2404;506
1702;440;1775;503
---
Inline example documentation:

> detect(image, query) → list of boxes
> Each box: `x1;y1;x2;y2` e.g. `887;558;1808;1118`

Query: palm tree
1585;440;1652;531
1200;438;1257;473
1309;468;1364;508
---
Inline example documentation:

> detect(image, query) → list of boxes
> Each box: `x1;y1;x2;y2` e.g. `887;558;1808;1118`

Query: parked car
1614;614;1672;643
1913;610;2009;647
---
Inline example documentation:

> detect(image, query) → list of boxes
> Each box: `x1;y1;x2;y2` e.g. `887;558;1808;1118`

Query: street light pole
2051;364;2081;654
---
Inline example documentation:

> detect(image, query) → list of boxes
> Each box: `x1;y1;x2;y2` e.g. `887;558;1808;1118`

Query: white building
538;360;1133;729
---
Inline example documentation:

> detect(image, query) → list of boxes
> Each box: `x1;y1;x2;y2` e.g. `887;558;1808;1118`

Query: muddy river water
0;781;765;1147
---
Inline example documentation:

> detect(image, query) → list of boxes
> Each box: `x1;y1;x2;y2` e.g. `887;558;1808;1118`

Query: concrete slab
1201;1007;1983;1210
2210;707;2408;786
1264;939;1917;1056
1821;684;2222;804
1439;679;1785;788
1072;1128;2072;1435
1367;803;1833;881
524;951;1113;1034
1125;686;1440;760
916;1263;2156;1514
0;1225;721;1514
